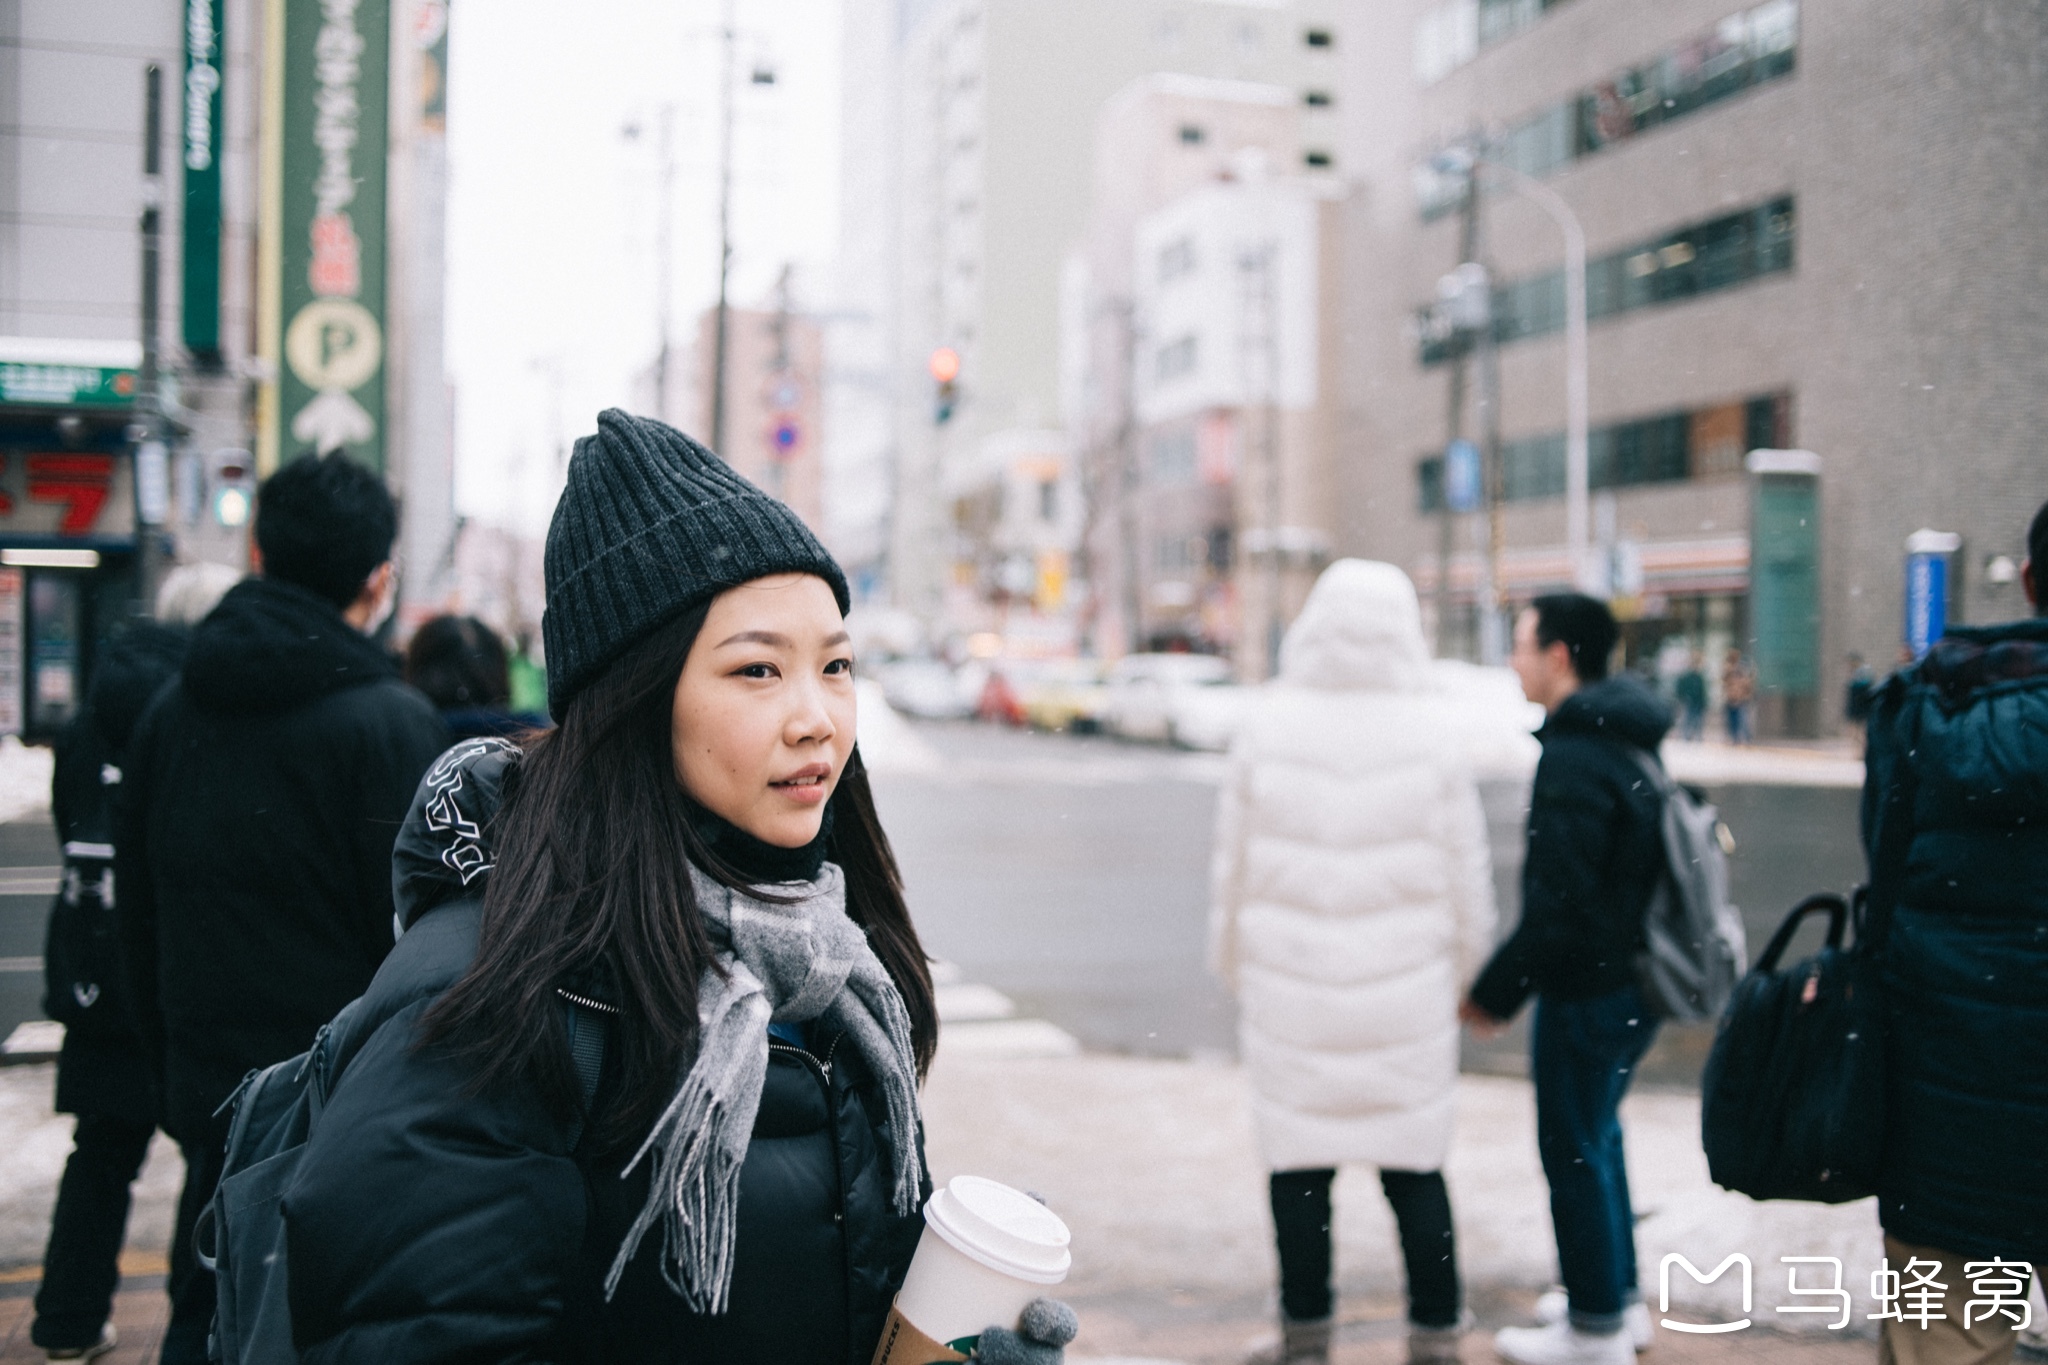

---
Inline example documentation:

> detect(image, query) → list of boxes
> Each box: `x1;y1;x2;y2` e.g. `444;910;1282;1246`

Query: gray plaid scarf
604;861;923;1312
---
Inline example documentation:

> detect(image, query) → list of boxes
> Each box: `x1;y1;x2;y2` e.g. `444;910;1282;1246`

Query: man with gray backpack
1460;594;1696;1365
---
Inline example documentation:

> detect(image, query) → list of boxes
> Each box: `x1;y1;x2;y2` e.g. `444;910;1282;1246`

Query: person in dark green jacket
1859;499;2048;1365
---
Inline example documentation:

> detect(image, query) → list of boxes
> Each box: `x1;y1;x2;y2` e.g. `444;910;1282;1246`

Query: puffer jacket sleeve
1207;741;1254;992
1444;769;1497;990
283;997;587;1364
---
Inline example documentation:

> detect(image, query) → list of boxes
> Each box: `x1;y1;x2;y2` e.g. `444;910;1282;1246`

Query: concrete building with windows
873;0;1343;641
1332;0;2048;734
1063;73;1346;670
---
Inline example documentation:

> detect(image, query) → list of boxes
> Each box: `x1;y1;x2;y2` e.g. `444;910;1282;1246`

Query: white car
1103;653;1247;750
872;658;979;720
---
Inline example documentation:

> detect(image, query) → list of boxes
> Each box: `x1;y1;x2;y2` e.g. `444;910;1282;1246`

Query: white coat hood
1278;559;1431;693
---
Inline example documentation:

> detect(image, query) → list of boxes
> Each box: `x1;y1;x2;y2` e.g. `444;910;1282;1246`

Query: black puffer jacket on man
1863;618;2048;1263
116;577;447;1140
281;740;928;1365
1469;674;1673;1019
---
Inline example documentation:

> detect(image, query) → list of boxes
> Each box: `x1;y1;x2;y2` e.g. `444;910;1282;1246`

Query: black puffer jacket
44;621;188;1122
1470;674;1673;1019
282;740;928;1365
1864;617;2048;1262
116;577;447;1140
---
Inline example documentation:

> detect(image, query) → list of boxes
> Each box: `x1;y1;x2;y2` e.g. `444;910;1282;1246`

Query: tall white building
862;0;1343;637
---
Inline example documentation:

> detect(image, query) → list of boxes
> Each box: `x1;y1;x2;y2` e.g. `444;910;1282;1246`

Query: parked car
872;657;979;720
1102;653;1247;750
1018;658;1109;734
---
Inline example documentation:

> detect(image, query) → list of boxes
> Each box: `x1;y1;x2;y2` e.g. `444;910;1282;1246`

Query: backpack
41;841;121;1034
1627;747;1747;1022
196;996;610;1363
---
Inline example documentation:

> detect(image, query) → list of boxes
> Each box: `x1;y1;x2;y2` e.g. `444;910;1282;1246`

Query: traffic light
929;347;960;425
210;450;254;527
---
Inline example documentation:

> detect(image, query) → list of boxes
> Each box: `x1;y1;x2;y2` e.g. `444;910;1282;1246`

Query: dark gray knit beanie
541;409;849;718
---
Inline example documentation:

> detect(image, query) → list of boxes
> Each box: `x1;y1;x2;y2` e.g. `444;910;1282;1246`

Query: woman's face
672;573;856;848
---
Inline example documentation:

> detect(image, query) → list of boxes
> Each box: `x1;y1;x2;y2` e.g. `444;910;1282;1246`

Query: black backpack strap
558;992;612;1150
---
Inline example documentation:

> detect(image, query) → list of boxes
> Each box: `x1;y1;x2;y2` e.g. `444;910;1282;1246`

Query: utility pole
135;63;169;608
709;0;738;454
652;105;676;423
1239;240;1282;678
1115;300;1144;655
1434;176;1480;657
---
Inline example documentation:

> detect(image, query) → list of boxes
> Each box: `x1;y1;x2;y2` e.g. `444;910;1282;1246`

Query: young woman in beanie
273;412;1074;1365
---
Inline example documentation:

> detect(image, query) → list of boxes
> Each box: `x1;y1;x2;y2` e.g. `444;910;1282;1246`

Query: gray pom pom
1019;1298;1080;1347
973;1326;1056;1365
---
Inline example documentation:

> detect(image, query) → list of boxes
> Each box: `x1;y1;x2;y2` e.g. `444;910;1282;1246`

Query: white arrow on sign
290;388;376;453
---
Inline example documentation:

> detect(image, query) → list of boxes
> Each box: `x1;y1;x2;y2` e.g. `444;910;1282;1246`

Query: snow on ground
0;1064;181;1267
0;737;52;825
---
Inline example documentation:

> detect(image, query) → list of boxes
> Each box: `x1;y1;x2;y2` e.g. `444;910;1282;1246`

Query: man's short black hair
255;452;398;608
405;614;511;710
1529;593;1619;682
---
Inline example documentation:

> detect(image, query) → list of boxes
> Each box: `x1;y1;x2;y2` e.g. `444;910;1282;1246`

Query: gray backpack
1628;748;1746;1022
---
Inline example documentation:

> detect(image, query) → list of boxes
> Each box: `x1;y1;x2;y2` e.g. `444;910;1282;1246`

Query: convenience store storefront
0;340;147;742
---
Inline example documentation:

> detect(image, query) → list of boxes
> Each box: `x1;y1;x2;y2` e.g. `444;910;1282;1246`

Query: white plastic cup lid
923;1175;1073;1285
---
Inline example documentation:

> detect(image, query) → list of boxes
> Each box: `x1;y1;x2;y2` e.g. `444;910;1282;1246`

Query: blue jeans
1533;984;1658;1333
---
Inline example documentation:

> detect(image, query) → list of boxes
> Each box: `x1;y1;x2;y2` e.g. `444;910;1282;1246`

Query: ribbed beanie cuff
541;409;849;718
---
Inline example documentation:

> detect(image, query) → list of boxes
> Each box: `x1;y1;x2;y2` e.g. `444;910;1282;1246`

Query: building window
1418;197;1795;364
1150;428;1198;484
1158;236;1198;283
1416;390;1791;510
1303;27;1334;47
1178;123;1206;145
1303;89;1334;107
1416;0;1571;83
1303;149;1334;169
1156;335;1199;382
1417;0;1798;216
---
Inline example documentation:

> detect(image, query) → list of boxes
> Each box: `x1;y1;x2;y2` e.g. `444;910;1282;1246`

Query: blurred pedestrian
1461;595;1672;1365
276;412;1076;1364
404;613;548;741
1843;652;1875;726
116;455;447;1365
1719;648;1755;745
30;564;239;1361
1858;498;2048;1365
1672;652;1707;742
1212;561;1496;1365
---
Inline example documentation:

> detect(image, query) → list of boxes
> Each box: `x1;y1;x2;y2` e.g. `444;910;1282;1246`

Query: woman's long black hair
418;599;938;1148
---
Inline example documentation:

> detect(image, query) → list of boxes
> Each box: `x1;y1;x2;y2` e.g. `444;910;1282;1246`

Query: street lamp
1432;146;1591;595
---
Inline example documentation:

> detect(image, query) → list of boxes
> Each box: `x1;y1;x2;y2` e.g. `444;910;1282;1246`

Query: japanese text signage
182;0;225;356
0;365;137;409
261;0;391;472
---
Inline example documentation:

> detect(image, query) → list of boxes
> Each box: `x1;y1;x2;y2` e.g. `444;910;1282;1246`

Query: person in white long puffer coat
1210;560;1498;1365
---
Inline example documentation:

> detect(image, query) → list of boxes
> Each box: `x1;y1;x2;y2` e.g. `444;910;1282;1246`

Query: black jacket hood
392;737;519;932
89;621;189;752
181;577;396;716
1543;673;1674;752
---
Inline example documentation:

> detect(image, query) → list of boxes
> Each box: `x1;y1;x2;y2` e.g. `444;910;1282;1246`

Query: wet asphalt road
0;723;1869;1091
871;721;1868;1089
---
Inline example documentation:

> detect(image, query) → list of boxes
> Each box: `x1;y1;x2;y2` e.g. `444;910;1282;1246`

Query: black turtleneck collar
686;799;834;886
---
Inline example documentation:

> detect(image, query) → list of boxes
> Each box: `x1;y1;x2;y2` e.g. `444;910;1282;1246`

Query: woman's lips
771;765;832;805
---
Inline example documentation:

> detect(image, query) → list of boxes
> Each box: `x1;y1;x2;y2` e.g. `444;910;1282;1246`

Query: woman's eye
825;658;854;676
737;663;778;679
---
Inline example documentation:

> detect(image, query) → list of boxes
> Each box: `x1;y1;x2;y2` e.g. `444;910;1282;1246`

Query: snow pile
855;679;942;775
0;735;52;824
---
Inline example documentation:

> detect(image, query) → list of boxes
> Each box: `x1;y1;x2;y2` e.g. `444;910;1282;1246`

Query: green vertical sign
270;0;390;471
1751;474;1820;695
181;0;224;357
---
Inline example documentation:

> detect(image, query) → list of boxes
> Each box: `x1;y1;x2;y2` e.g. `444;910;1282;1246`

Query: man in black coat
118;454;448;1365
1860;499;2048;1364
1462;594;1670;1365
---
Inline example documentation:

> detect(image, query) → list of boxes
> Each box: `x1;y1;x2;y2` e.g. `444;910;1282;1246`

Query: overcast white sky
444;0;844;536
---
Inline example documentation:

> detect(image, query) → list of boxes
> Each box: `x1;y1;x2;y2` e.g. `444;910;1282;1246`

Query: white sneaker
1494;1319;1634;1365
1533;1289;1654;1352
44;1324;117;1362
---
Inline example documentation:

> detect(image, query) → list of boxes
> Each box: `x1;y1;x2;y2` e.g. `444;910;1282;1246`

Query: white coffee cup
870;1175;1072;1365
